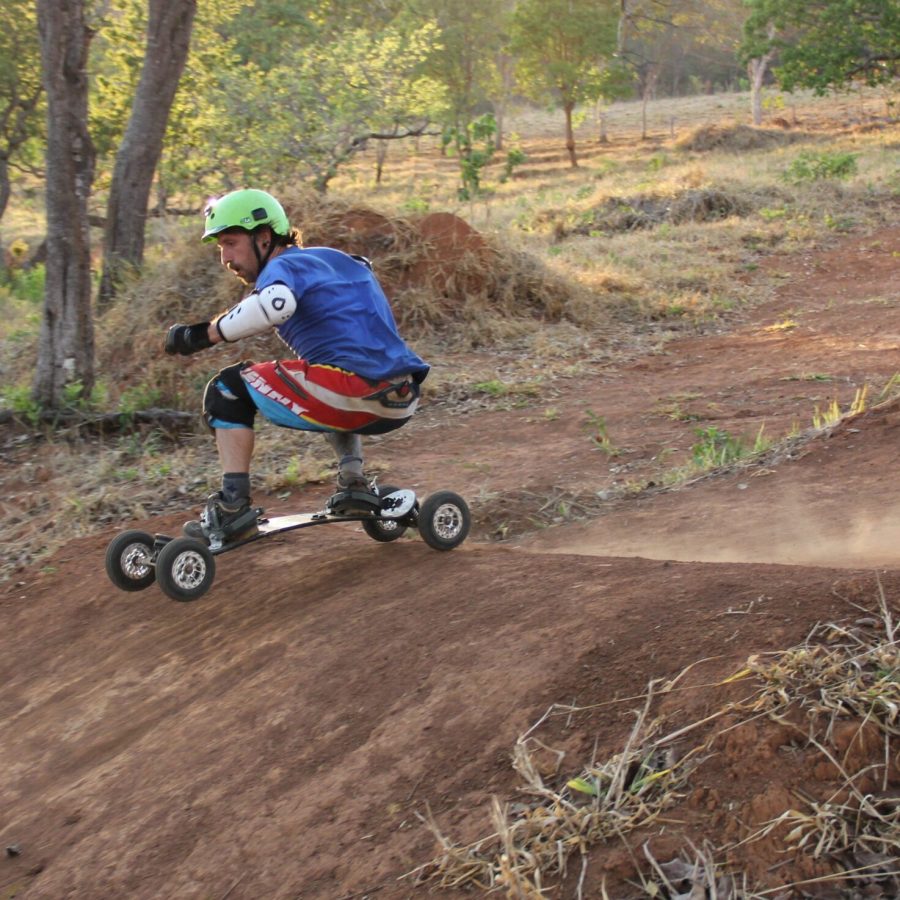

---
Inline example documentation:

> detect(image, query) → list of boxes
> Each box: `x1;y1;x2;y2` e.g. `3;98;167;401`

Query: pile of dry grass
675;123;807;153
560;188;753;237
410;588;900;897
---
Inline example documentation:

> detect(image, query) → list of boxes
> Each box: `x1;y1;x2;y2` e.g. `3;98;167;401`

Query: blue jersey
255;247;429;383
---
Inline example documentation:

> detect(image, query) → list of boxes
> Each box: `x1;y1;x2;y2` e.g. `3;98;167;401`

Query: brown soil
2;223;900;899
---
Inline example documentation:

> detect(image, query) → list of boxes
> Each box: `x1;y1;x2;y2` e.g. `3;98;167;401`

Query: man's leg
185;366;261;541
216;426;254;504
323;432;380;513
324;432;365;486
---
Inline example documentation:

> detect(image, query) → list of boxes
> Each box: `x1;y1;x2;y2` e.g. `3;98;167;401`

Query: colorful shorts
240;359;421;435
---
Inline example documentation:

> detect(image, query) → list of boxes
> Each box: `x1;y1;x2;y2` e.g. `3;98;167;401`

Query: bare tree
97;0;197;311
34;0;95;407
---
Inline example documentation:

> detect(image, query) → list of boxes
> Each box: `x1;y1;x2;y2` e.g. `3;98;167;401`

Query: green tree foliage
511;0;620;166
409;0;512;197
89;0;146;176
619;0;747;97
201;20;447;194
87;0;246;205
151;2;447;199
741;0;900;94
414;0;505;126
225;0;324;67
156;0;251;203
0;0;44;224
226;0;403;68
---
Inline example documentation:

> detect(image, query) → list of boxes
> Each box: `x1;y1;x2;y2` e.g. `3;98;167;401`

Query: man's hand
165;322;213;356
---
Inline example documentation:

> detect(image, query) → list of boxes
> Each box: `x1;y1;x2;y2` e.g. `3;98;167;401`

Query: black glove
165;322;213;356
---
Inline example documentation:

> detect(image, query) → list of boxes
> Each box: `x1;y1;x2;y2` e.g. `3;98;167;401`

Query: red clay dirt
2;224;900;898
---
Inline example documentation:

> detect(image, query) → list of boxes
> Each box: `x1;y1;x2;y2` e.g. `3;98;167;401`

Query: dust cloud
529;497;900;569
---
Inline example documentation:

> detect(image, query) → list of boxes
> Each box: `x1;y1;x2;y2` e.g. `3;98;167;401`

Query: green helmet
202;189;290;242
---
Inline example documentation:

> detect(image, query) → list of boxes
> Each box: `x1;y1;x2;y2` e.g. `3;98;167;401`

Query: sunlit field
325;86;898;322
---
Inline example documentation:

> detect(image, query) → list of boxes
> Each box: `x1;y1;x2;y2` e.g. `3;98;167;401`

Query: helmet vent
251;207;267;221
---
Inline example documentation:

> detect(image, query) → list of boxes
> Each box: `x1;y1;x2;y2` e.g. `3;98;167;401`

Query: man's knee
202;363;257;431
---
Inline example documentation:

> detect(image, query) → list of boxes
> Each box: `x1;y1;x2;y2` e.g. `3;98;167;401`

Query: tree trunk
596;99;608;144
748;24;776;127
374;139;388;185
493;51;515;151
0;156;12;277
748;59;765;126
640;65;659;141
0;159;11;257
564;101;578;167
34;0;95;408
97;0;196;311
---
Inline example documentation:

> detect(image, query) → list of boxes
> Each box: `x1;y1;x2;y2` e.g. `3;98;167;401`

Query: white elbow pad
216;283;297;341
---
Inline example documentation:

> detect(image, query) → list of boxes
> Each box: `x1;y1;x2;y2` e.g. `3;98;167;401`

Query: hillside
2;197;899;899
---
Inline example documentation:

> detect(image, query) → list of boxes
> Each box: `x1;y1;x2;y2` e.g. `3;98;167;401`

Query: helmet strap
252;227;275;276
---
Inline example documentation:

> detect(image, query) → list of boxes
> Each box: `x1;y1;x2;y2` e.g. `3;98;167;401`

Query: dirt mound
285;193;587;337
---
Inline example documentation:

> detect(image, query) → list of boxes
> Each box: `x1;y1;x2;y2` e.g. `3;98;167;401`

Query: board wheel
417;491;470;551
361;484;409;543
155;537;216;602
105;530;157;591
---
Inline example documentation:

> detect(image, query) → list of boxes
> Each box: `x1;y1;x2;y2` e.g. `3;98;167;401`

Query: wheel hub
432;504;464;540
172;550;208;590
122;544;152;579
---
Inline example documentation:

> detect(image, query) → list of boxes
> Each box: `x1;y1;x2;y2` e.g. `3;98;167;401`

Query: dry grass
326;86;898;327
410;586;900;897
411;683;699;894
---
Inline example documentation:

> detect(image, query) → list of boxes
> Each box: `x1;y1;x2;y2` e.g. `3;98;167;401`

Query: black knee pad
202;362;257;432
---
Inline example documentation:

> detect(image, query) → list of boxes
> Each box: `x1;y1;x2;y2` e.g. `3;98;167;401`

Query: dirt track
2;223;900;898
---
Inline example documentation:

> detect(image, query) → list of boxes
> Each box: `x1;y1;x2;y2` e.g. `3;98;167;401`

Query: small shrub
584;411;619;455
782;151;858;183
475;379;509;396
501;147;527;183
824;212;855;232
401;196;430;214
691;425;745;468
5;264;45;304
2;383;41;425
61;380;94;411
118;384;164;416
